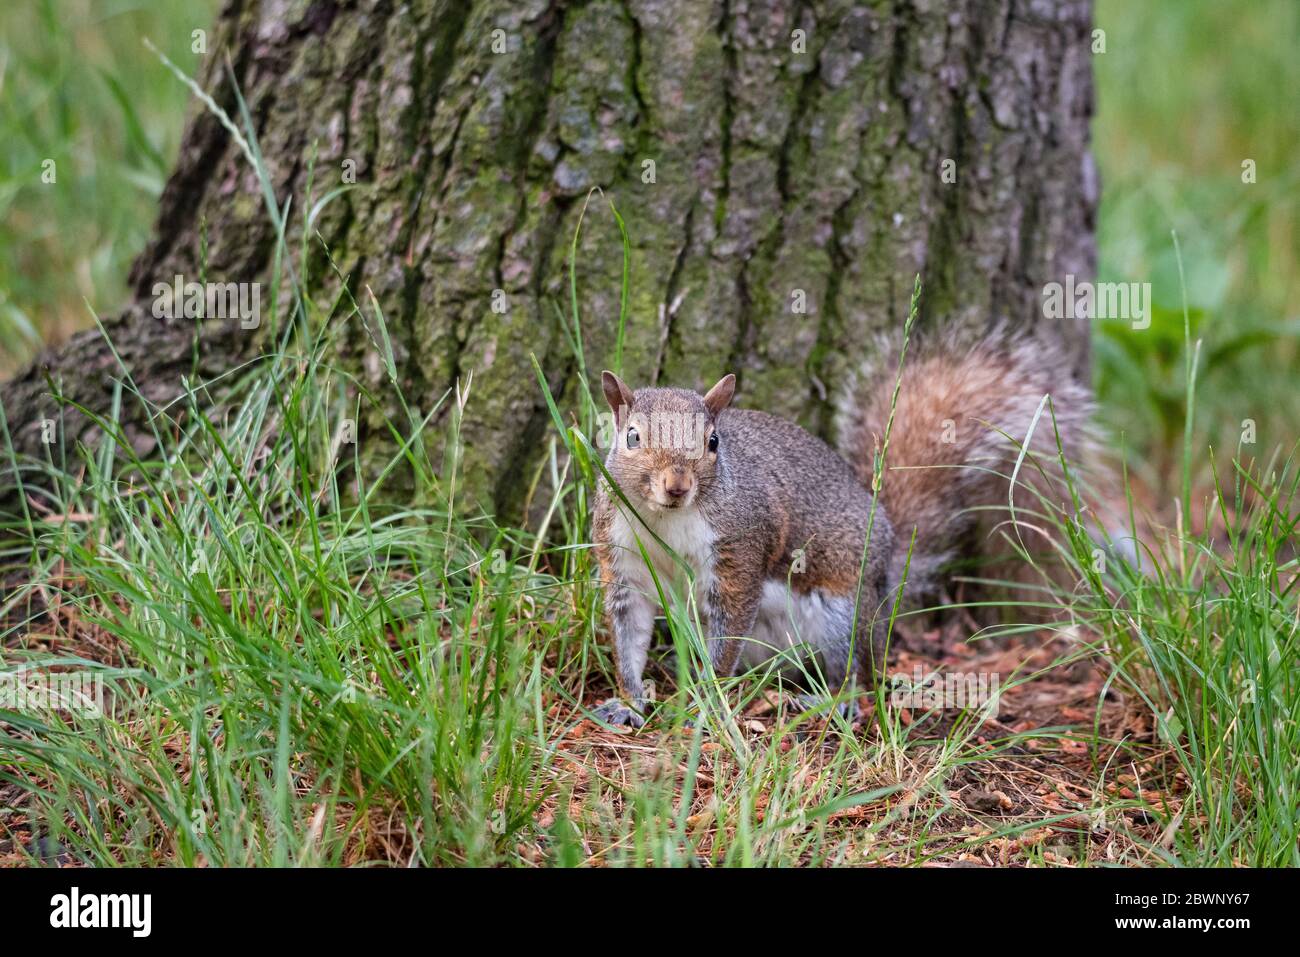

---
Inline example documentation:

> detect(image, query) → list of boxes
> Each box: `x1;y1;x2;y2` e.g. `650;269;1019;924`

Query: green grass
1;215;1295;862
1;0;1297;867
2;73;1298;863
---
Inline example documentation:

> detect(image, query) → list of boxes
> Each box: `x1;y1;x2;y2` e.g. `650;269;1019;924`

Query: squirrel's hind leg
701;574;762;679
749;584;866;713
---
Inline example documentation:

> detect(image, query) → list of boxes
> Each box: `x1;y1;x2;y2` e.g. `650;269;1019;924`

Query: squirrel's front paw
794;692;861;723
593;697;646;729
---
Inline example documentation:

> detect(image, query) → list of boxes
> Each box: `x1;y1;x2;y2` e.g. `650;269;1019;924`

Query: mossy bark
1;0;1096;522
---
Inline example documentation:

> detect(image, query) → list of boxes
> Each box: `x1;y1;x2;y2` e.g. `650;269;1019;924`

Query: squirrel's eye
625;426;640;449
708;431;719;453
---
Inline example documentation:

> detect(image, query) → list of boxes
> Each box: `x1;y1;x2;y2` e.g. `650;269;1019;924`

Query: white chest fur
608;504;716;610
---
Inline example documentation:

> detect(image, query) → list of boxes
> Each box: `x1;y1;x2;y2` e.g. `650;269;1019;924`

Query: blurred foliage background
1093;0;1298;488
0;0;217;376
0;0;1296;488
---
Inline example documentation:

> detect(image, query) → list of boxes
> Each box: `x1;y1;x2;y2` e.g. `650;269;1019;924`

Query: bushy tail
839;330;1096;602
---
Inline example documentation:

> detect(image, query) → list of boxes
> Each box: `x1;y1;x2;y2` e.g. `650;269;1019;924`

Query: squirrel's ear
601;370;634;422
703;374;736;416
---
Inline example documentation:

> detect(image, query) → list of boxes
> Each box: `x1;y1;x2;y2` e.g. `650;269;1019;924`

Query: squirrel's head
600;370;736;511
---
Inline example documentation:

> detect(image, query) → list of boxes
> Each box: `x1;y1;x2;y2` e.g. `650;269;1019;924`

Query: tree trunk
0;0;1096;521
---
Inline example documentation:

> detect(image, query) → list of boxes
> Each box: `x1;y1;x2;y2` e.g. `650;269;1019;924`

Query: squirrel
590;330;1093;727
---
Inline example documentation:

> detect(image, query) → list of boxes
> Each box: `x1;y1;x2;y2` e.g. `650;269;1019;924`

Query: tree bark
0;0;1096;521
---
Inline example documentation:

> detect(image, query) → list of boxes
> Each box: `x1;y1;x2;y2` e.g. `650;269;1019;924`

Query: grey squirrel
590;332;1093;727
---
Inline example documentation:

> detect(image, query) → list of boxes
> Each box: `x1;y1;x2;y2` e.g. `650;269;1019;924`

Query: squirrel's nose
664;467;693;498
